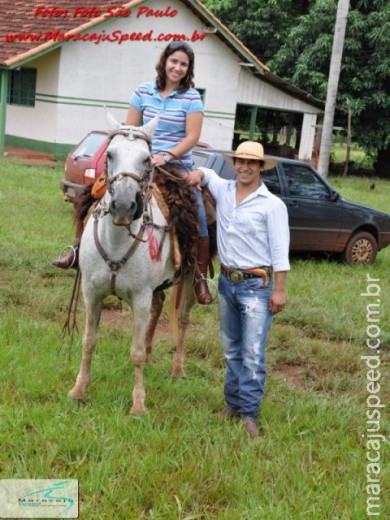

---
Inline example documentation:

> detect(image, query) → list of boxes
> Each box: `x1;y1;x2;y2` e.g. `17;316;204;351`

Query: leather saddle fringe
150;183;181;271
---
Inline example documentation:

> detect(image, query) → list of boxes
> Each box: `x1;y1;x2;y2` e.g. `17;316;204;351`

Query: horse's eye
106;151;113;161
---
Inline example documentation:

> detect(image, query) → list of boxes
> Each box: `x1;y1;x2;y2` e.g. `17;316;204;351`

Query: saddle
150;166;217;272
75;168;217;273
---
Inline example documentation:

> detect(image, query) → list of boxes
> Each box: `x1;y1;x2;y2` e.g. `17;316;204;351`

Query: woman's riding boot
194;236;213;305
52;216;84;270
52;238;80;270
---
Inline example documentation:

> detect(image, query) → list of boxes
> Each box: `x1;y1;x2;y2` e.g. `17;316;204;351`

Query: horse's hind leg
68;294;102;402
171;277;195;378
145;291;165;363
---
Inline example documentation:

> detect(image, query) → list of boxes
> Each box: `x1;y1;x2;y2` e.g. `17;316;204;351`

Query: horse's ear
105;108;121;132
138;116;159;139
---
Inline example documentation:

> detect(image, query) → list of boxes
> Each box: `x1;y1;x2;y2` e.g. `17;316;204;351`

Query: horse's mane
153;167;199;269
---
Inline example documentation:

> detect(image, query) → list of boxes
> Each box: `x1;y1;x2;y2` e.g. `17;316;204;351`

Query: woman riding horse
53;42;212;305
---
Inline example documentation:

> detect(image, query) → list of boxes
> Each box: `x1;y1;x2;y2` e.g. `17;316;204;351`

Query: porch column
248;105;258;140
298;112;317;160
0;69;9;156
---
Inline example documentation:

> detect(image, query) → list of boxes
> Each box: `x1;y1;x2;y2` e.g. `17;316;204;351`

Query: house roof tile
0;0;137;66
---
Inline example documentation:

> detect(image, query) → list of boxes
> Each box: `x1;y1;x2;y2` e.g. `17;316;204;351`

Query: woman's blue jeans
218;274;274;420
193;187;208;237
177;165;208;237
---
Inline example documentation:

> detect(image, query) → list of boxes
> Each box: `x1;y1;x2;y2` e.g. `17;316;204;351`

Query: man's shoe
214;407;239;419
244;419;259;438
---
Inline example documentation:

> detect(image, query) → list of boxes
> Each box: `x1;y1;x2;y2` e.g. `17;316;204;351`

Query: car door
279;162;346;251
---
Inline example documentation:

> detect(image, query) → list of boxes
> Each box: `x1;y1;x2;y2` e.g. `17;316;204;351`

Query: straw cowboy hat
233;141;277;170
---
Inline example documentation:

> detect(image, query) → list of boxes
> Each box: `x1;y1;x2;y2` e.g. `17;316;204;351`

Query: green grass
0;157;389;519
331;142;372;169
330;142;375;170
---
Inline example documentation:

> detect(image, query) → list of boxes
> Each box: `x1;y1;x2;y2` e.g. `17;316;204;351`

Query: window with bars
8;68;37;107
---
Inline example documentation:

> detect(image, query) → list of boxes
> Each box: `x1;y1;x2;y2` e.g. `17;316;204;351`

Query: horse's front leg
145;291;166;362
172;276;195;378
130;295;152;414
68;292;102;401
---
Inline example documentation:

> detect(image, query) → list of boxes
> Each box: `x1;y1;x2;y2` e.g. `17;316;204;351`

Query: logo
0;479;78;518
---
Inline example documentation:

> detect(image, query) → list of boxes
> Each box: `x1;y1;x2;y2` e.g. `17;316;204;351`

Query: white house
0;0;324;159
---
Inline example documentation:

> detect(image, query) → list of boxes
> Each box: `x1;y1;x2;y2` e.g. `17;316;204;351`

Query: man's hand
269;271;288;314
269;290;286;314
186;169;204;190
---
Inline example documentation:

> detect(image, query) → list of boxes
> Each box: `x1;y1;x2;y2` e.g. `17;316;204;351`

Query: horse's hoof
68;397;86;406
130;404;148;414
68;388;86;401
171;369;186;379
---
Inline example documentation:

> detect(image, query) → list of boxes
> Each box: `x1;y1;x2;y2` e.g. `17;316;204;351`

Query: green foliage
270;0;390;162
204;0;390;175
270;0;336;100
203;0;311;63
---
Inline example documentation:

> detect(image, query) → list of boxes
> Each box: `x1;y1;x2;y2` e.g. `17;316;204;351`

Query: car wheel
343;231;378;264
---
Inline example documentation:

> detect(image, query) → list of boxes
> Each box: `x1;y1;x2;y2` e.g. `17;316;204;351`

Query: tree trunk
318;0;350;178
375;145;390;178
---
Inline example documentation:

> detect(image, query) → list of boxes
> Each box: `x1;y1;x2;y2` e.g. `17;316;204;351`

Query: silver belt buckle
230;269;244;283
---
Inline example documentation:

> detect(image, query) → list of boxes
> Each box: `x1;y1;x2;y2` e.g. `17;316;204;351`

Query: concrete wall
7;49;60;142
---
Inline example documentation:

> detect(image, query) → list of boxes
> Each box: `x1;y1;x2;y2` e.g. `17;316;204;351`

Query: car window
219;158;236;180
261;167;281;195
282;164;330;199
192;152;210;169
72;133;107;158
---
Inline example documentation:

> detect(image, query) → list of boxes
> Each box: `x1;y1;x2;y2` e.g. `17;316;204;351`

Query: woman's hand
151;154;169;167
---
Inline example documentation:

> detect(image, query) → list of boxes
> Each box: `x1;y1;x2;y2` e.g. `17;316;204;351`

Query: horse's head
105;116;158;226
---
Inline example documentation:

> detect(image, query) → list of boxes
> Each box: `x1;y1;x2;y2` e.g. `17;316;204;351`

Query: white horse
68;116;197;413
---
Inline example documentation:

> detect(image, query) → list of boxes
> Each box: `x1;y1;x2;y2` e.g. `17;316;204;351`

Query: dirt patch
100;307;171;335
272;363;314;388
4;146;58;167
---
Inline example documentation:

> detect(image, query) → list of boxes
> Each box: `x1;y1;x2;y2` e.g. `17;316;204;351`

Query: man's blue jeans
218;274;274;420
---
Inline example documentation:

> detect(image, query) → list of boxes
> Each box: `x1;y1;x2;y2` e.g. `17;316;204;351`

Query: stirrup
56;244;78;269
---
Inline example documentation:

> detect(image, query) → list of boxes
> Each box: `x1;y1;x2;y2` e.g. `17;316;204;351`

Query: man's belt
220;265;273;285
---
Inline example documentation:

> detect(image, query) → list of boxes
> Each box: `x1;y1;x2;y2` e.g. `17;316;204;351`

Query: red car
61;131;108;202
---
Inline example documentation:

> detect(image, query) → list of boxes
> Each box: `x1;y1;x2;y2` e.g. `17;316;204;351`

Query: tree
270;0;390;177
203;0;312;63
204;0;390;176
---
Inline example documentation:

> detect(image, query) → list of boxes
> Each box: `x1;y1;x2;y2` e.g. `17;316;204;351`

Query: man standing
187;141;290;438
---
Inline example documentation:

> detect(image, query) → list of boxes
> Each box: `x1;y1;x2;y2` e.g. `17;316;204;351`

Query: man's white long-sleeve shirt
200;167;290;272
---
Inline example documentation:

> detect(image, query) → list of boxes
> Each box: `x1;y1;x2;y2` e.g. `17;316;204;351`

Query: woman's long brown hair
155;42;195;93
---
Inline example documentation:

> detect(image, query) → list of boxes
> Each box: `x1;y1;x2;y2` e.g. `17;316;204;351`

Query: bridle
92;127;171;295
105;128;153;192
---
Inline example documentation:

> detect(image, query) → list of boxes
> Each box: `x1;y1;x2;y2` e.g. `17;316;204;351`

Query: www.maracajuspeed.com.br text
4;28;207;45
